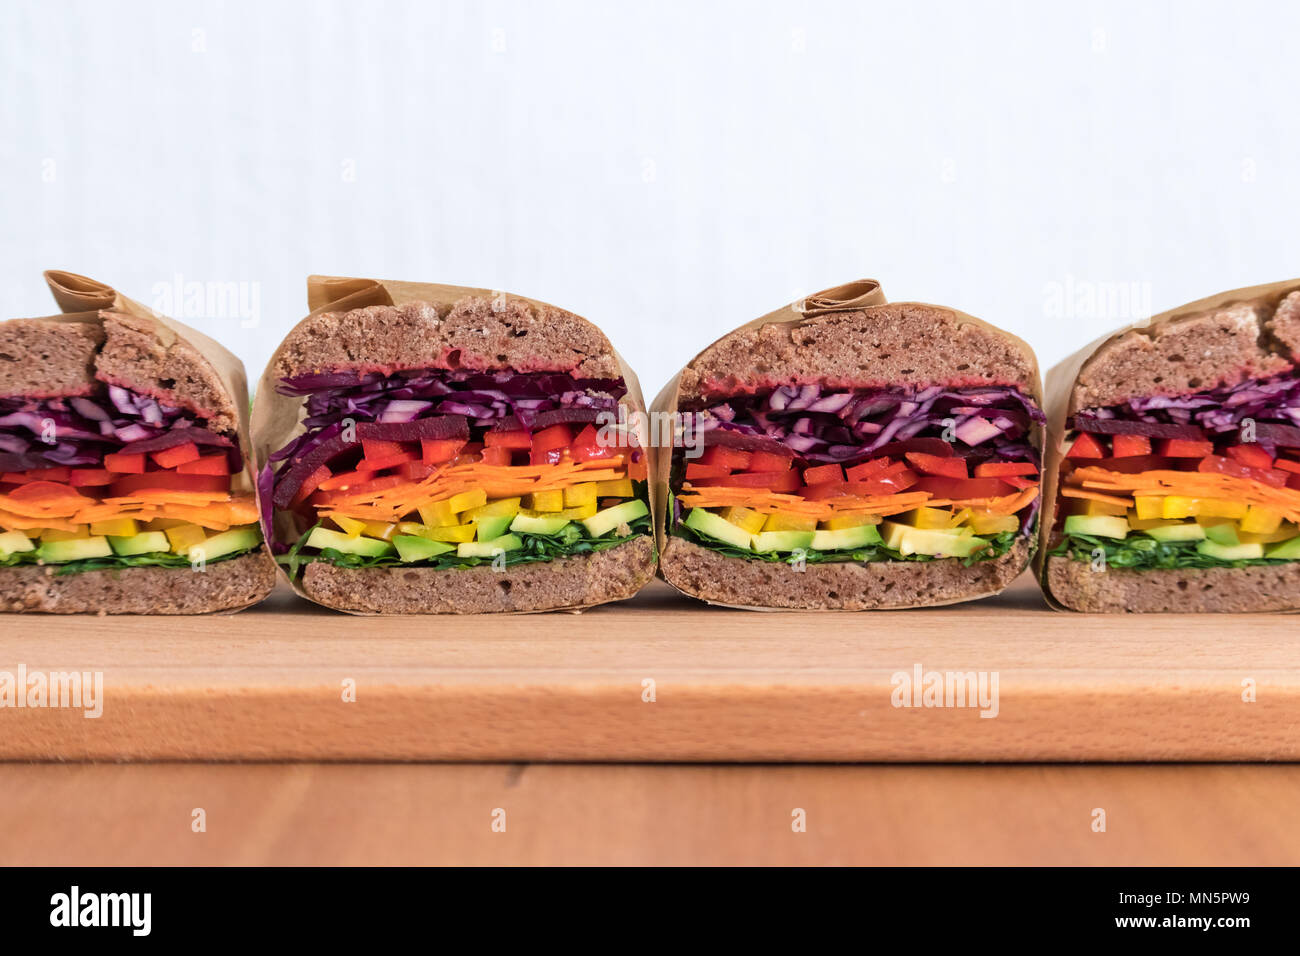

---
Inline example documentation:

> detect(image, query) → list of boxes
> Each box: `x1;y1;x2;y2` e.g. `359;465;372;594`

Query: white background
3;0;1298;397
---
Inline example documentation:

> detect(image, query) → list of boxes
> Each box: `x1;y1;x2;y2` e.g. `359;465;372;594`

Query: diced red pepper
109;472;230;497
688;471;802;492
1157;438;1214;459
1110;434;1152;458
177;454;233;476
974;461;1039;478
1;472;34;484
152;442;201;469
1000;476;1038;490
1225;444;1274;470
905;452;967;479
67;468;116;486
484;430;533;449
399;461;436;481
685;462;732;479
1289;473;1300;493
845;457;893;481
479;446;513;466
421;438;466;464
699;445;752;471
569;424;616;462
864;466;919;496
23;466;72;482
1197;455;1288;489
1065;433;1105;460
362;439;406;460
802;463;845;485
1274;458;1300;475
290;465;331;508
104;452;146;474
912;476;1013;500
530;425;573;466
746;450;793;473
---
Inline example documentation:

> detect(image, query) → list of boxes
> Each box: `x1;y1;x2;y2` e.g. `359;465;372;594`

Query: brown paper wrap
650;279;1044;611
251;274;656;614
0;270;274;613
1034;278;1300;611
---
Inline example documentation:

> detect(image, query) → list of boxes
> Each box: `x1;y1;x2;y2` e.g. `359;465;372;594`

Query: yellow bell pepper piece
361;521;396;541
1240;505;1283;535
721;506;767;534
904;507;953;530
595;478;634;498
90;518;138;538
563;483;598;508
417;499;456;528
42;525;91;542
967;513;1020;535
464;498;522;522
1082;498;1128;517
447;489;488;514
762;512;817;533
824;512;882;530
1134;496;1165;520
524;489;565;512
165;524;207;554
331;515;367;537
424;524;476;543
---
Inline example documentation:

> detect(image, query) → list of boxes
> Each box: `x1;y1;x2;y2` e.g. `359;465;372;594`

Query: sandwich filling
266;368;651;574
0;387;262;573
670;383;1044;563
1051;372;1300;568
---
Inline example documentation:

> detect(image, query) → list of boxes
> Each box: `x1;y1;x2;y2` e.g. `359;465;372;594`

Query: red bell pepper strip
104;452;146;474
67;468;117;486
905;452;967;479
484;430;533;450
108;472;230;497
421;438;466;464
974;461;1039;477
802;463;845;485
685;463;732;479
177;454;233;476
1065;433;1105;460
1157;438;1214;458
1225;444;1274;469
912;476;1012;499
845;457;893;481
569;424;616;462
699;445;752;471
152;442;202;469
746;450;793;472
1197;455;1288;489
688;471;802;492
1110;434;1152;458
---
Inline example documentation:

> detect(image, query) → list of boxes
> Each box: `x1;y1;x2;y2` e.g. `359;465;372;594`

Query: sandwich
0;270;276;613
1040;280;1300;612
254;275;656;613
653;279;1045;609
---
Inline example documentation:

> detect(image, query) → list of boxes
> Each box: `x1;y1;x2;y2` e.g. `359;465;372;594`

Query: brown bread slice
0;552;277;614
0;319;104;397
271;297;622;382
661;537;1028;610
301;537;654;614
678;302;1038;404
1046;556;1300;613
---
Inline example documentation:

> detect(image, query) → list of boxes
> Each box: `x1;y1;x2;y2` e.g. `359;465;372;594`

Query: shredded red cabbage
0;389;238;473
686;384;1044;466
1070;371;1300;449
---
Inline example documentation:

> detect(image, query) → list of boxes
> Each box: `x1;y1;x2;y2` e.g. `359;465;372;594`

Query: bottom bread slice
1045;555;1300;613
0;550;277;614
660;536;1030;610
301;535;656;613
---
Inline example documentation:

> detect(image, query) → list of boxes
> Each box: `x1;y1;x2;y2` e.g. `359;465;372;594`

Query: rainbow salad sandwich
256;278;655;613
1041;280;1300;612
0;271;275;613
653;280;1045;609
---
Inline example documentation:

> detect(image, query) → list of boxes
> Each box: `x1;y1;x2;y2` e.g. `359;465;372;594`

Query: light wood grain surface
1;762;1296;865
2;576;1297;761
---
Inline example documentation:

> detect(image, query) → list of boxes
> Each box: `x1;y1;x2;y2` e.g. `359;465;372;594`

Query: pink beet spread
697;373;1029;400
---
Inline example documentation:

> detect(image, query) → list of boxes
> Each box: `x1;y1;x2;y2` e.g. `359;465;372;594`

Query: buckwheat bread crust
661;537;1029;610
0;551;277;614
1046;556;1300;613
301;536;655;614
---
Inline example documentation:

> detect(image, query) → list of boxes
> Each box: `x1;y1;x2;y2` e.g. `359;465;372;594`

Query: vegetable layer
267;369;651;572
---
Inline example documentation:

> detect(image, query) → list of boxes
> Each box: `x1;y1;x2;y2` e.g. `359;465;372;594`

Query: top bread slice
270;296;623;381
0;312;241;433
659;301;1043;610
1045;286;1300;613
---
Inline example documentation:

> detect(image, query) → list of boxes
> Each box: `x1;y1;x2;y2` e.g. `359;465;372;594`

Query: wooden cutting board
1;576;1296;762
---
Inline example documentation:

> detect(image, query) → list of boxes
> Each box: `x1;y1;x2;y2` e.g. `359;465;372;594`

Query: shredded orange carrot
1069;466;1300;522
